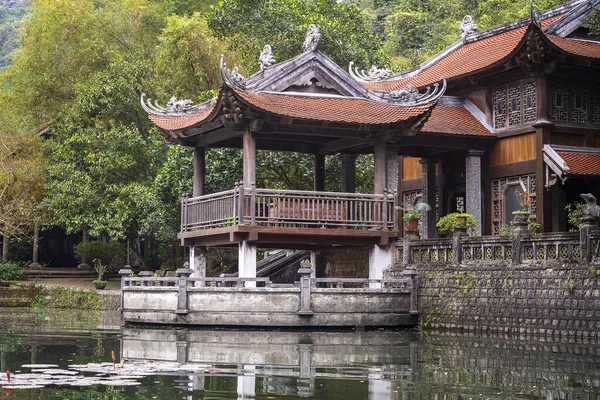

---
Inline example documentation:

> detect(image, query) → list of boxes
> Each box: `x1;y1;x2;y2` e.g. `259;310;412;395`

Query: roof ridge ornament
140;93;202;116
389;79;447;106
258;45;276;70
348;61;393;82
303;24;321;52
530;0;541;26
460;15;478;37
220;54;247;89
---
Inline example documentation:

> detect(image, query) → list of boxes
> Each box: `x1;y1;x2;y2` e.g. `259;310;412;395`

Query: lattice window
491;174;536;235
571;84;588;123
592;84;600;125
550;81;568;122
523;80;536;123
493;88;506;129
508;84;522;126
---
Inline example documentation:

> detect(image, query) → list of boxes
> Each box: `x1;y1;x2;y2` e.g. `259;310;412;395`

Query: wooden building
142;0;600;279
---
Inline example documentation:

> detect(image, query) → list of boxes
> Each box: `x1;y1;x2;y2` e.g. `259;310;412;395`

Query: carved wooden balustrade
181;184;397;232
402;231;587;265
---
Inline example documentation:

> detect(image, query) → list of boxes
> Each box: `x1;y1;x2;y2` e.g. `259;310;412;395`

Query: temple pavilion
142;0;600;280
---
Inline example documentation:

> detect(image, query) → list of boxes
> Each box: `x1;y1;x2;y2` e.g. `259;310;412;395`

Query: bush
565;202;587;232
73;241;125;271
0;261;27;281
436;213;477;236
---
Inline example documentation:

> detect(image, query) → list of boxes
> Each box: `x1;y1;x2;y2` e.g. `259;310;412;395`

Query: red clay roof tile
547;35;600;59
557;151;600;176
234;91;433;125
148;106;216;131
423;106;493;137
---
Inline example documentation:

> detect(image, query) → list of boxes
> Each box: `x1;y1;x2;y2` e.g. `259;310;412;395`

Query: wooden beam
321;138;368;154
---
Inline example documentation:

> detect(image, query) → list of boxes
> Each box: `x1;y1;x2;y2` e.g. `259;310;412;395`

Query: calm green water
1;307;599;399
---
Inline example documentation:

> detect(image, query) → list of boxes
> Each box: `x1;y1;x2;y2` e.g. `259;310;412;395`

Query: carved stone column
373;138;386;195
386;151;399;193
465;150;484;235
341;154;357;193
189;246;206;287
419;158;437;239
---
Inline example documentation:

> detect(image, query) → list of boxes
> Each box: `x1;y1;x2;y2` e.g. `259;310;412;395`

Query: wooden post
534;73;553;233
243;128;256;189
341;154;356;193
78;227;89;268
314;154;325;191
30;223;41;268
193;146;205;197
373;138;386;195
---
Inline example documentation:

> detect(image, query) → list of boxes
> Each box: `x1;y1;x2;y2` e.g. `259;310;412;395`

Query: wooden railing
181;184;397;232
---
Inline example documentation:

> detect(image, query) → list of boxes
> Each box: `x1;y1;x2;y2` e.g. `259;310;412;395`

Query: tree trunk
2;235;8;261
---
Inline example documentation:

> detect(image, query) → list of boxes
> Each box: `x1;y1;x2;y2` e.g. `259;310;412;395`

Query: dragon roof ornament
220;54;247;89
389;79;447;106
348;61;393;82
460;15;478;37
140;93;206;116
529;0;541;26
258;45;276;70
303;24;321;52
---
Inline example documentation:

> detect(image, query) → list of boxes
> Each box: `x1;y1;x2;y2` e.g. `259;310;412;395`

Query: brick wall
416;261;600;339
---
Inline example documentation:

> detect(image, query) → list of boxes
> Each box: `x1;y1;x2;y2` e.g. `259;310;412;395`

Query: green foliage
208;0;388;71
0;260;27;281
436;213;476;236
565;202;587;232
563;279;576;295
31;293;50;309
399;201;431;222
589;266;599;279
583;8;600;36
498;218;540;235
48;288;102;310
73;241;125;271
455;272;474;296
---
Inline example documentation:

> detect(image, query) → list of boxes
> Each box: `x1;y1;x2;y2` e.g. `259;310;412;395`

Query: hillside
0;0;27;70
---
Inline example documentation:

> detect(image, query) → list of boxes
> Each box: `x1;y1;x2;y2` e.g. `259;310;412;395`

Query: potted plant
398;201;431;230
512;188;533;234
436;212;477;236
93;258;108;290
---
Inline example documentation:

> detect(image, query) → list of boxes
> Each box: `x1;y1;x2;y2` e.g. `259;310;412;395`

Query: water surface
1;307;599;399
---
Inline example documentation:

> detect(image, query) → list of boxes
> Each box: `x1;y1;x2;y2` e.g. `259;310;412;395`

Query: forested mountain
0;0;27;69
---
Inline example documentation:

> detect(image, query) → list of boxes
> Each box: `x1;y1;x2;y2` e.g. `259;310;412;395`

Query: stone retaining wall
415;261;600;339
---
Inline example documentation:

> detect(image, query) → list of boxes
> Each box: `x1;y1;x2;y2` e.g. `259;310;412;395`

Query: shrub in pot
436;213;477;237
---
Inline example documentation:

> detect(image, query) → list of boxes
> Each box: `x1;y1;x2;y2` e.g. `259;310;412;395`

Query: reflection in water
0;307;600;399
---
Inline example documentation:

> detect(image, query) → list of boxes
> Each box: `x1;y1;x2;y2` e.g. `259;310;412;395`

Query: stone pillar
580;216;599;262
30;223;41;268
368;244;392;288
465;150;484;236
192;146;205;197
373;138;386;195
386;151;399;193
242;128;256;189
341;154;357;193
298;266;313;316
238;241;257;288
189;246;206;287
314;154;325;191
452;225;468;264
175;267;193;315
369;380;392;400
419;158;437;239
237;366;256;399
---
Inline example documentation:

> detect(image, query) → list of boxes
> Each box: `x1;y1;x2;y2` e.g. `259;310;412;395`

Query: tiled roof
148;105;217;131
234;91;433;125
557;151;600;176
547;35;600;59
362;18;564;91
422;106;493;137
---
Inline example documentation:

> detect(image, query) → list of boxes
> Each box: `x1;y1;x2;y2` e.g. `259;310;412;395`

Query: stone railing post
138;270;152;286
403;228;418;265
297;267;314;316
452;225;467;264
511;229;524;265
118;267;132;312
580;215;599;262
176;268;193;315
176;340;188;364
401;268;418;315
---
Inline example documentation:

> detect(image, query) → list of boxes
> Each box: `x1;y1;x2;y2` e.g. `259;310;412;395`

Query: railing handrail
184;189;236;203
255;187;395;199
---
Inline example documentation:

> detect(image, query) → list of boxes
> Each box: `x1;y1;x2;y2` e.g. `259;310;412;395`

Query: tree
208;0;389;72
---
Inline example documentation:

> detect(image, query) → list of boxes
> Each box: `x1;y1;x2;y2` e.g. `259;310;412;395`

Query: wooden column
78;227;89;268
192;146;205;197
373;138;386;195
419;158;437;239
243;128;256;188
535;73;553;232
30;223;41;268
314;154;325;191
341;154;356;193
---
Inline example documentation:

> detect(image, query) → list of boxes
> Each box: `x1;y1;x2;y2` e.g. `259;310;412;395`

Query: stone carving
389;80;446;105
258;44;276;70
303;24;321;52
220;54;246;89
348;61;393;82
460;15;478;37
581;193;600;220
140;93;200;115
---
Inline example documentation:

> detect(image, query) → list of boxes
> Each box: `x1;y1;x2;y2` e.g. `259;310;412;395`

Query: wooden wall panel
595;136;600;148
551;132;584;147
403;157;421;180
490;133;536;166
